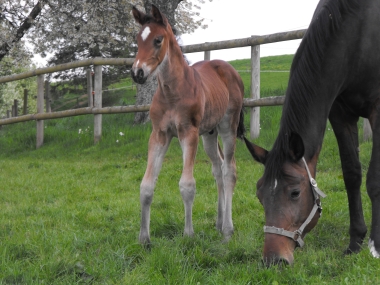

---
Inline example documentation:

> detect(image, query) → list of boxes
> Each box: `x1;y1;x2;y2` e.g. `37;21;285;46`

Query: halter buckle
293;230;304;247
311;178;317;188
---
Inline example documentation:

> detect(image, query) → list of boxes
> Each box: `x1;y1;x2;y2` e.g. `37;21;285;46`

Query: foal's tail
236;108;246;140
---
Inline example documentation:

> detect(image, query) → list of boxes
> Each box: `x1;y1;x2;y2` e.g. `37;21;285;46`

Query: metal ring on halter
263;157;327;248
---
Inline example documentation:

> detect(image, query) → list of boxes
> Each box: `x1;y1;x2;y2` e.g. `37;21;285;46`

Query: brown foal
131;5;246;244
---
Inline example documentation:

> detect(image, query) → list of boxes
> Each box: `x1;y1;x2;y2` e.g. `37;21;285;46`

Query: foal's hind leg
178;128;199;237
139;130;172;245
217;120;238;241
366;114;380;258
202;130;225;232
329;103;367;254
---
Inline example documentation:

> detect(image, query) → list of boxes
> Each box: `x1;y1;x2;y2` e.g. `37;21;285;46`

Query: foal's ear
288;132;305;162
243;137;268;165
132;6;147;25
151;4;168;26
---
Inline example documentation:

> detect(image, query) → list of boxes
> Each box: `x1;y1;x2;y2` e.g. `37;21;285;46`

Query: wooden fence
0;28;372;147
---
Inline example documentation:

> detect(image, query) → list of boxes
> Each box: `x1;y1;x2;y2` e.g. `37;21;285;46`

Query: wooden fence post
94;65;102;143
204;48;210;61
23;89;28;115
14;99;18;117
6;110;10;118
45;80;51;112
250;44;260;139
37;74;45;148
87;69;93;107
363;118;372;141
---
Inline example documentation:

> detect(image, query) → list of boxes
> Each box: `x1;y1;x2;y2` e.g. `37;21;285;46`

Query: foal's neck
156;37;189;88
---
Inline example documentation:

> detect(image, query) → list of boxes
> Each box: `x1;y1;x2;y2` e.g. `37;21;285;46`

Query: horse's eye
154;36;163;46
291;190;300;199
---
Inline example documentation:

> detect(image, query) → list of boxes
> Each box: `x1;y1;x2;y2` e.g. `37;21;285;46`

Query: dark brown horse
245;0;380;265
131;5;245;244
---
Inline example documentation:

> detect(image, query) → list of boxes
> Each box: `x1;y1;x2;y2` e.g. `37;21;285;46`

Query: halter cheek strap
263;157;327;248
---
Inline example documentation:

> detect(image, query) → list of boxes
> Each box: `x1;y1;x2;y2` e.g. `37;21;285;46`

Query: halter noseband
263;157;327;247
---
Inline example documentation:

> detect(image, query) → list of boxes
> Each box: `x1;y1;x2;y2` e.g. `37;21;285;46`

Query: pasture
0;55;378;284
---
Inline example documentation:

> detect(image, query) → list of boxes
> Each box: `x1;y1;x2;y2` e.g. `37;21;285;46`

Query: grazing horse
244;0;380;265
131;5;246;244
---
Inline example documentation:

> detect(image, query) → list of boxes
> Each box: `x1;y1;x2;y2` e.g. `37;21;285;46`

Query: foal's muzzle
132;68;147;84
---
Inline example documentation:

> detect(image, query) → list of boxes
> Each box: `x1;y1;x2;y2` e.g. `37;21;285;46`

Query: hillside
48;55;294;112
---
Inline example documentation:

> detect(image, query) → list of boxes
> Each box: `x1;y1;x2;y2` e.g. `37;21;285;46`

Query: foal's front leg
178;128;199;237
139;130;172;245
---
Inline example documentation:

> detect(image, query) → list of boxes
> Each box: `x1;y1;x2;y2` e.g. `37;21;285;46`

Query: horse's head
131;5;172;84
244;132;326;266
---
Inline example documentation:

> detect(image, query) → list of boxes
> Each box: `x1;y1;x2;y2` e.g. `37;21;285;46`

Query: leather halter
263;157;327;247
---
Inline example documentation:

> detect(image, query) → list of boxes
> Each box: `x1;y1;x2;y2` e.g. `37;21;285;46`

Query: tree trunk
134;76;157;124
133;0;182;125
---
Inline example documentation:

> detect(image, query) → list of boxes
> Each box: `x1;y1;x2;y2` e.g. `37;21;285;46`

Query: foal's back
191;59;244;134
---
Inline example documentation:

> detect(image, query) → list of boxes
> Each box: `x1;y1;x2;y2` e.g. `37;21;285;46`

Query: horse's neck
281;75;338;159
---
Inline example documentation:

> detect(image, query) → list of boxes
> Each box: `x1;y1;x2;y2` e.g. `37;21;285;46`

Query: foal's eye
291;190;300;199
154;36;163;46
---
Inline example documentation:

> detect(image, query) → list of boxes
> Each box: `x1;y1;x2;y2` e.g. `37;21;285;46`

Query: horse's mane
264;0;360;181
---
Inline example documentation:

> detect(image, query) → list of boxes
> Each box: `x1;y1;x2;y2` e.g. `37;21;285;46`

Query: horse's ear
243;137;268;165
132;6;146;26
151;4;168;26
288;132;304;161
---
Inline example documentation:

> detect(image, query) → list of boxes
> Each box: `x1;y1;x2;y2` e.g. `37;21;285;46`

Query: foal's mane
264;0;360;181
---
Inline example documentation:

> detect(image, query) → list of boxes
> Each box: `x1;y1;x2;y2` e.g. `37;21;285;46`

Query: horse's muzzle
131;68;147;84
263;232;295;266
263;256;290;267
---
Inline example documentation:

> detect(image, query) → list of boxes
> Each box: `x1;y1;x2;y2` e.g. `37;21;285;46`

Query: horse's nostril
264;256;290;267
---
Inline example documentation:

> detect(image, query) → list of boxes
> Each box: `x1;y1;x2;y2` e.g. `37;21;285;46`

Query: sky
181;0;320;64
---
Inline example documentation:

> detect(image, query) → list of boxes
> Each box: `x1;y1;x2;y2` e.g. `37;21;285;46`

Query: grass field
0;55;378;284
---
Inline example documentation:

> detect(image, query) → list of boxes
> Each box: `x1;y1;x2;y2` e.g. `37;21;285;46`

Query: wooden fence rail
0;97;285;126
0;27;372;147
0;58;135;84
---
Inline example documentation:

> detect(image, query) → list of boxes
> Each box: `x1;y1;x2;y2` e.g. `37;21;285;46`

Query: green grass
51;77;137;112
0;55;378;284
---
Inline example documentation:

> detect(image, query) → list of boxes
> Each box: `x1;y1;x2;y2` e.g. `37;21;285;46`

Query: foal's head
131;5;174;84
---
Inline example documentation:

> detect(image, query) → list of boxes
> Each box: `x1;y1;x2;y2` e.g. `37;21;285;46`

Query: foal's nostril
137;69;144;80
131;68;147;84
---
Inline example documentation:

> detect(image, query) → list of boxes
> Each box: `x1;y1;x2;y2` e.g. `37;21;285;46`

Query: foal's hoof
222;228;234;243
216;221;223;232
139;234;151;248
140;241;152;250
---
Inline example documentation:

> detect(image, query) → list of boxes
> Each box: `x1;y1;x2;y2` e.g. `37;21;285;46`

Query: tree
0;0;210;116
0;43;37;117
0;0;43;62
